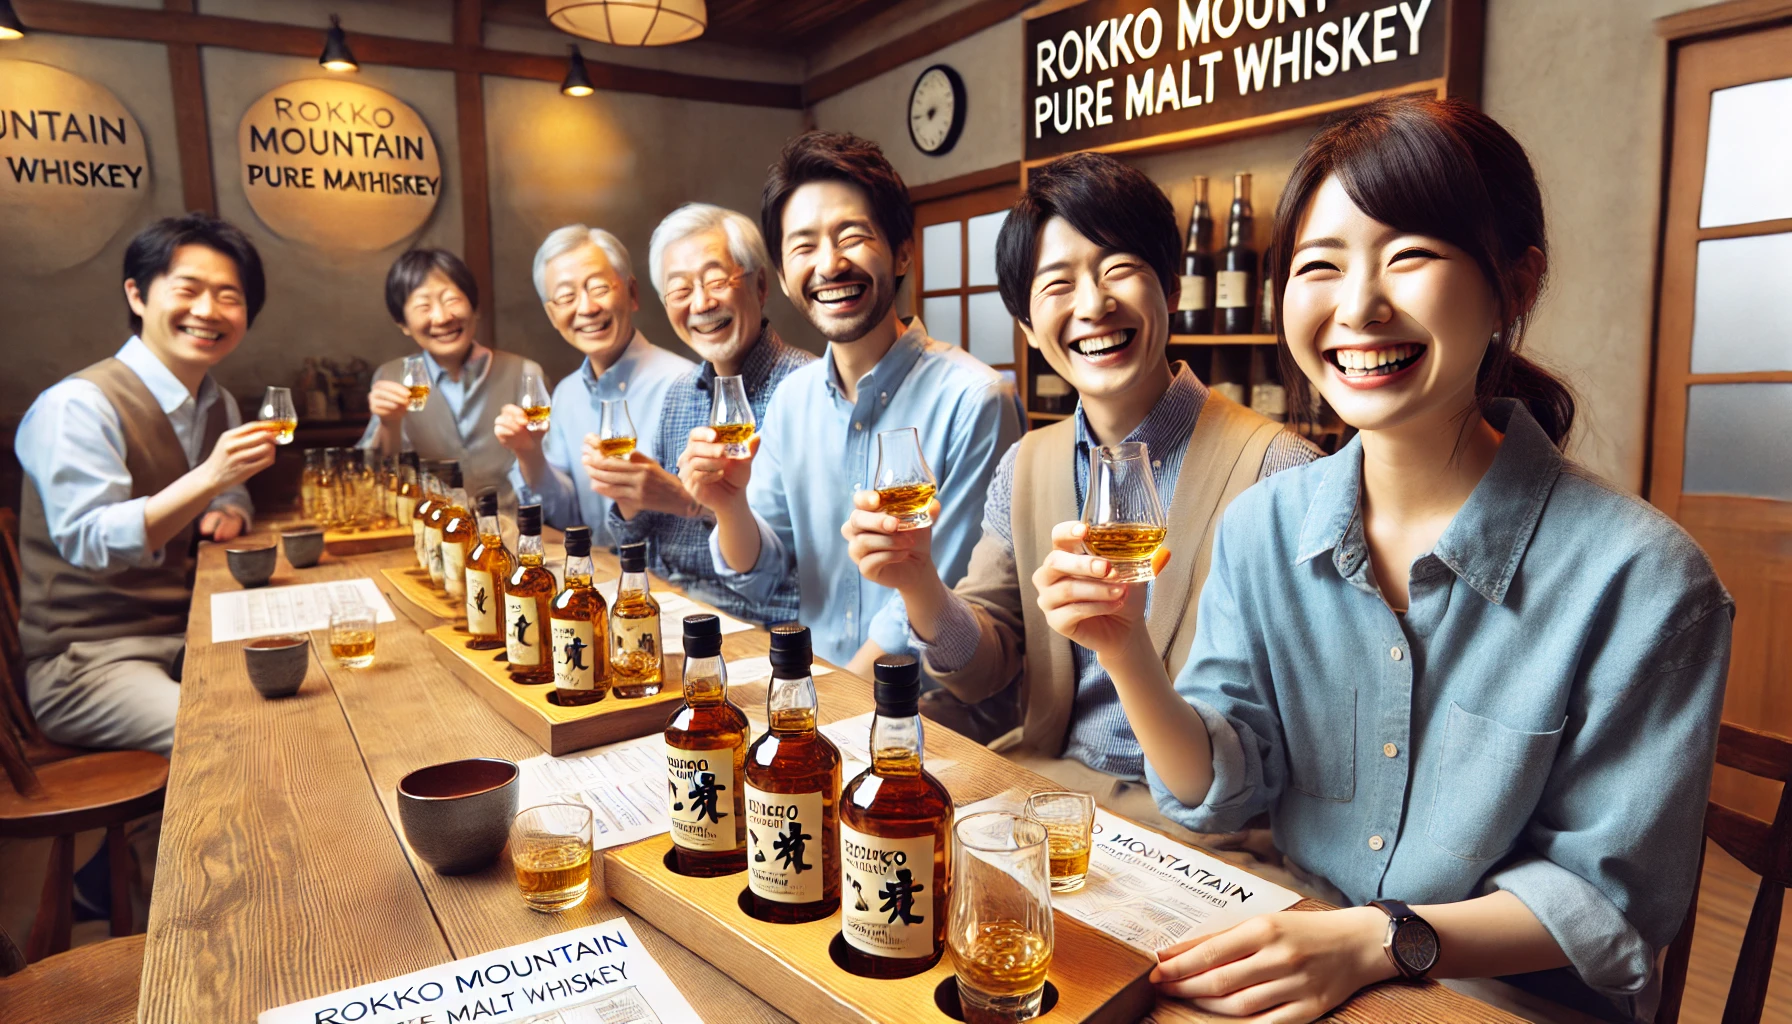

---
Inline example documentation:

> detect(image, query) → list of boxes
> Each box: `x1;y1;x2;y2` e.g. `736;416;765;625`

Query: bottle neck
870;710;923;776
683;653;726;706
448;486;469;510
477;512;501;539
619;568;649;595
518;530;543;566
767;671;817;735
564;554;592;587
1226;205;1253;249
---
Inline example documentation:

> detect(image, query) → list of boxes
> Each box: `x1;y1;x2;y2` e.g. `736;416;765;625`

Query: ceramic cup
226;544;278;588
281;527;325;569
243;634;310;698
397;758;520;875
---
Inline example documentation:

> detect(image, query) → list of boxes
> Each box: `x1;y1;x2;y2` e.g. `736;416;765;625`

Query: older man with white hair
591;203;814;623
495;224;692;544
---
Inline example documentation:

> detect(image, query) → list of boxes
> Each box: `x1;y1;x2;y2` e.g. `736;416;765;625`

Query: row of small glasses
401;354;557;431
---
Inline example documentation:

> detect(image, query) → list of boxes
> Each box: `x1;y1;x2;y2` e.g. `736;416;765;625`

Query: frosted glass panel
967;210;1008;288
1683;383;1792;499
967;291;1014;366
923;296;961;346
1691;233;1792;373
1700;77;1792;228
922;222;961;292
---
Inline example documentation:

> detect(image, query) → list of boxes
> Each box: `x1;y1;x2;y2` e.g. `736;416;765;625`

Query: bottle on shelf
1248;347;1288;423
550;525;611;706
504;504;555;685
1217;172;1257;335
1173;175;1216;335
839;655;952;978
438;463;474;604
664;613;749;877
609;542;663;699
411;461;443;574
743;624;842;923
464;489;515;651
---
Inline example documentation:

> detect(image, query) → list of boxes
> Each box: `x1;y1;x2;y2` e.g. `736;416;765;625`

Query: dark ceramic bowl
397;758;520;875
226;544;278;588
243;634;310;698
281;528;325;569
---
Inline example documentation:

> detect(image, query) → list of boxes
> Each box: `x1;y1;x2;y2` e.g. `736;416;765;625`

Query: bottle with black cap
424;459;463;590
839;655;952;977
464;489;514;651
503;504;555;684
664;613;748;876
550;525;610;706
439;462;475;603
743;624;841;923
609;541;663;698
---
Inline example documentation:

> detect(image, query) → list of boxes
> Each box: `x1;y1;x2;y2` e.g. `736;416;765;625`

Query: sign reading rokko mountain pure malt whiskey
0;60;150;273
1024;0;1468;161
238;79;442;251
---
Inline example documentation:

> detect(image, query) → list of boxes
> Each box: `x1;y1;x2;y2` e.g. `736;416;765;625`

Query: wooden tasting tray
379;565;466;628
604;835;1156;1024
323;524;414;556
424;624;682;754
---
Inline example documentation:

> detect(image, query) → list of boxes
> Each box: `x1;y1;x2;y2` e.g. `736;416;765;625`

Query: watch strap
1368;899;1434;980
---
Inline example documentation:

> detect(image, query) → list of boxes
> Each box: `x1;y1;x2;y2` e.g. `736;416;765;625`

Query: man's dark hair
760;131;915;261
994;152;1179;326
384;248;481;323
122;212;267;333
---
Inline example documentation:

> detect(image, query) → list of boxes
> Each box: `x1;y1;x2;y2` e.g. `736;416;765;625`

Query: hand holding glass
401;354;430;412
1081;441;1167;583
709;375;756;458
874;426;938;531
519;371;552;433
1023;791;1095;892
260;386;297;445
511;803;593;912
597;399;636;459
950;813;1054;1024
329;601;377;668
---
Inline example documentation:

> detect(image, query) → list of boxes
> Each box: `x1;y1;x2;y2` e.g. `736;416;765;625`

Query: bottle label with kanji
840;825;936;958
667;747;738;852
503;593;541;666
552;619;599;690
745;787;824;903
466;569;497;635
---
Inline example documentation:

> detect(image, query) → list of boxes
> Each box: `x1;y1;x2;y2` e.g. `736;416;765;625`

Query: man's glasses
664;270;745;308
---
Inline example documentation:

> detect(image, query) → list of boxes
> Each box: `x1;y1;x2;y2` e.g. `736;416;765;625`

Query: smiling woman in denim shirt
1033;98;1733;1024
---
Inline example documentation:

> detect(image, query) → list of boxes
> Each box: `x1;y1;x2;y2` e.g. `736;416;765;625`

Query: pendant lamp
562;46;595;96
545;0;706;46
0;0;26;40
319;14;359;71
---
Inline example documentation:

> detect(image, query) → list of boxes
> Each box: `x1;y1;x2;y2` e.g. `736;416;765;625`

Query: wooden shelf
1168;334;1277;346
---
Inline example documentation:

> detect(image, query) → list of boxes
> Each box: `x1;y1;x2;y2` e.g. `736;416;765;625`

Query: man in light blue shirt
16;214;279;755
496;225;692;547
683;132;1021;674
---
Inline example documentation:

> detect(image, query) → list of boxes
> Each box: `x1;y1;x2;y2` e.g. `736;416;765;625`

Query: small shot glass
1024;791;1096;893
511;803;594;912
328;601;377;668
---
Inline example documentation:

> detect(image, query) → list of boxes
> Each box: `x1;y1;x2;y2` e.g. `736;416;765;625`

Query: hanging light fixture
561;46;596;97
319;14;359;71
545;0;706;47
0;0;26;41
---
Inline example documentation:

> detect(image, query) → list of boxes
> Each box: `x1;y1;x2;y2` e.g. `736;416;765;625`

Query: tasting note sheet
259;918;702;1024
518;735;671;852
211;578;395;643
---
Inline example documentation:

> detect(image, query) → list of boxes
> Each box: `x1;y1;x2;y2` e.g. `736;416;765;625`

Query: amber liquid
1047;832;1092;890
610;590;662;698
711;422;755;445
665;673;749;877
952;920;1053;997
877;482;937;518
425;499;458;591
465;531;515;650
413;491;441;574
1082;523;1168;561
841;747;953;977
330;629;376;667
523;404;551;431
506;557;556;684
597;437;637;459
513;834;592;911
407;383;430;411
744;707;842;923
439;501;474;601
550;573;611;705
269;418;297;445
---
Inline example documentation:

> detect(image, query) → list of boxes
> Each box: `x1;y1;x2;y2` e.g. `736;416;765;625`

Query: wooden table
139;537;1526;1024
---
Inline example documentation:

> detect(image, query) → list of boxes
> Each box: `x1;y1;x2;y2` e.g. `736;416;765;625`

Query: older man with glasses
594;203;814;624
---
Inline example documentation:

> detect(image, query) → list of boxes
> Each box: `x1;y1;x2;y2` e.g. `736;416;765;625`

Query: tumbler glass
949;812;1054;1024
511;803;594;912
1023;791;1095;892
329;601;377;668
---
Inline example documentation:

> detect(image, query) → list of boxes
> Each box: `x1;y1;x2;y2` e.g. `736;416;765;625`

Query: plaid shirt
611;323;813;624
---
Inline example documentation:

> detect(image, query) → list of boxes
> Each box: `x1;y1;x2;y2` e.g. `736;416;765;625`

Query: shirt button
854;422;863;431
1390;646;1404;662
1383;743;1398;758
619;381;627;391
1368;835;1385;851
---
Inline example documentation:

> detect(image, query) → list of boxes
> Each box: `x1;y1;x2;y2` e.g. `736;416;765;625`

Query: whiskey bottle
411;460;442;573
550;525;611;706
664;614;748;877
1217;172;1257;335
464;489;514;651
744;625;841;923
424;460;463;592
1173;175;1216;335
438;462;474;604
609;541;663;699
839;655;952;978
503;504;555;684
396;451;420;536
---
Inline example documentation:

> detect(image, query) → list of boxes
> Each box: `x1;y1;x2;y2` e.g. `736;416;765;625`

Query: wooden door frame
909;162;1024;391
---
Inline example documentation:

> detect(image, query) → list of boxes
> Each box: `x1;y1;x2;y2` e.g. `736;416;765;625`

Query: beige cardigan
927;390;1284;758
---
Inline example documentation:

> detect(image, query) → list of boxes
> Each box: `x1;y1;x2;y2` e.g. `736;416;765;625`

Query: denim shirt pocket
1427;702;1567;862
1287;687;1356;802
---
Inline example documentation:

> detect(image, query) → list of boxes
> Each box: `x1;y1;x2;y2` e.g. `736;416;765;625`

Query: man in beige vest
844;154;1318;841
16;214;279;756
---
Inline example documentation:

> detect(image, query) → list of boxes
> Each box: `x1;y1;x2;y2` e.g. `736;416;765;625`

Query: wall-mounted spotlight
561;46;595;97
0;0;27;40
319;14;359;72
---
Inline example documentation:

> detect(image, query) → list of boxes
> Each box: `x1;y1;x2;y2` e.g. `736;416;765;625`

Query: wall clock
908;64;966;156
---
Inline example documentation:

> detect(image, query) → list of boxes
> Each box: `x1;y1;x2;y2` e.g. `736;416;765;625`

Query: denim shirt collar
823;317;928;403
1071;361;1206;460
694;320;782;394
422;343;492;388
580;330;649;392
1296;399;1563;605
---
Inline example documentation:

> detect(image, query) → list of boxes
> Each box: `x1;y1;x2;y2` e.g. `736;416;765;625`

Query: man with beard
592;203;813;624
360;248;545;507
681;131;1022;676
496;225;693;545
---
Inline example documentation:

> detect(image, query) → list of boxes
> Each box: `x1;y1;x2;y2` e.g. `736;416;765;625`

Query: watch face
909;66;962;154
1393;919;1440;974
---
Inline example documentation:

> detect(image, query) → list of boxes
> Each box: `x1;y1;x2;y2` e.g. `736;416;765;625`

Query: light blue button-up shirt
510;331;693;547
710;318;1022;668
1156;399;1732;1012
15;336;254;573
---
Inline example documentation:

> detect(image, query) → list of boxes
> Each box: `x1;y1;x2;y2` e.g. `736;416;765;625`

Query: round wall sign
238;79;442;252
0;60;150;274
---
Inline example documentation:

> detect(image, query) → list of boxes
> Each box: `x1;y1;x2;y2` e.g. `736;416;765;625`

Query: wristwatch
1368;899;1440;980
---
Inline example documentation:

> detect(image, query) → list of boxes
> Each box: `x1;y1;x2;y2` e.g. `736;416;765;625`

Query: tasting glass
873;426;938;531
1023;791;1096;893
709;374;756;458
402;354;430;411
519;371;552;433
259;386;297;445
597;399;637;458
511;803;594;912
1080;441;1167;583
950;812;1054;1024
328;600;377;668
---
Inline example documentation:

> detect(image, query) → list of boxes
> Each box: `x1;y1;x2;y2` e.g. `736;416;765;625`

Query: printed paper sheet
210;578;394;643
517;735;669;852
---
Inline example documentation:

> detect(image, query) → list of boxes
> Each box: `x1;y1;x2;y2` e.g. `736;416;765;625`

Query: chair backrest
1658;722;1792;1024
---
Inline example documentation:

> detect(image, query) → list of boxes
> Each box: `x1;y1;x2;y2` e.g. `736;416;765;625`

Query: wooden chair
0;509;84;767
0;922;145;1024
1658;722;1792;1024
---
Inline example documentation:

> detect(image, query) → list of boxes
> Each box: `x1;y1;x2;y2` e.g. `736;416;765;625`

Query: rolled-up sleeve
16;382;158;572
